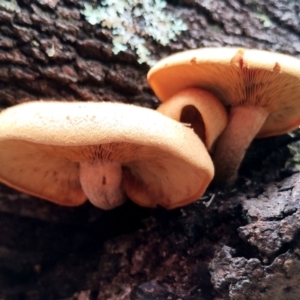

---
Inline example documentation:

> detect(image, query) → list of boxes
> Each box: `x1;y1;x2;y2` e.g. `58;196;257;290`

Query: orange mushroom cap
156;88;228;151
148;47;300;184
0;101;214;209
148;47;300;138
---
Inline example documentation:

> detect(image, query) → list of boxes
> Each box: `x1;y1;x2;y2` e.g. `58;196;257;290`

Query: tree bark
1;0;300;299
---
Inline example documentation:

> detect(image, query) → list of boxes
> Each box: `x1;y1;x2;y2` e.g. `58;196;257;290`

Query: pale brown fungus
148;47;300;184
0;101;214;209
156;88;228;151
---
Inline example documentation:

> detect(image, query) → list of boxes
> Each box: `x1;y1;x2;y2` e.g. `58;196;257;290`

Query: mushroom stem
79;160;125;210
157;88;228;150
213;105;269;185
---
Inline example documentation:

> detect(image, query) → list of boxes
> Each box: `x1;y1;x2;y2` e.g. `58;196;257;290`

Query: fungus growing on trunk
0;101;214;209
148;47;300;184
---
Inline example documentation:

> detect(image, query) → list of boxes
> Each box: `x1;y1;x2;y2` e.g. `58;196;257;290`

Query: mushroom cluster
0;101;214;210
148;47;300;185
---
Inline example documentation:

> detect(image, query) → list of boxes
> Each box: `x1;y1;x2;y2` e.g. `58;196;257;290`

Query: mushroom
0;101;214;210
156;87;228;151
147;47;300;184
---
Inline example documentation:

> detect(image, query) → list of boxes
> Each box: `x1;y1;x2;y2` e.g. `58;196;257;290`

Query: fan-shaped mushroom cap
0;101;214;209
148;47;300;183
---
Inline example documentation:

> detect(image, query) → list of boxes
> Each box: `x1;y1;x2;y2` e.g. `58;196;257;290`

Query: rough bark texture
1;0;300;299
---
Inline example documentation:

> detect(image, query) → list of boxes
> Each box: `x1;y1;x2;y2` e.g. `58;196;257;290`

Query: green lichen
0;0;20;12
286;140;300;171
81;0;187;65
255;13;272;28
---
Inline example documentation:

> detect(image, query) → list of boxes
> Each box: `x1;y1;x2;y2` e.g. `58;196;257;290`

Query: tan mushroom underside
148;47;300;138
0;101;214;209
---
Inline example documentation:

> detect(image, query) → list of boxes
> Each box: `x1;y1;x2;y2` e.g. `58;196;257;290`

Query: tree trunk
1;0;300;299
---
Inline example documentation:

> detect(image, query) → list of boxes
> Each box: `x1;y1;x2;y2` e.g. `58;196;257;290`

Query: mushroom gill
148;47;300;185
0;101;214;209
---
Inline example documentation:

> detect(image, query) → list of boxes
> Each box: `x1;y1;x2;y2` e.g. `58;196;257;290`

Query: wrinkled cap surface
148;47;300;138
0;101;214;209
